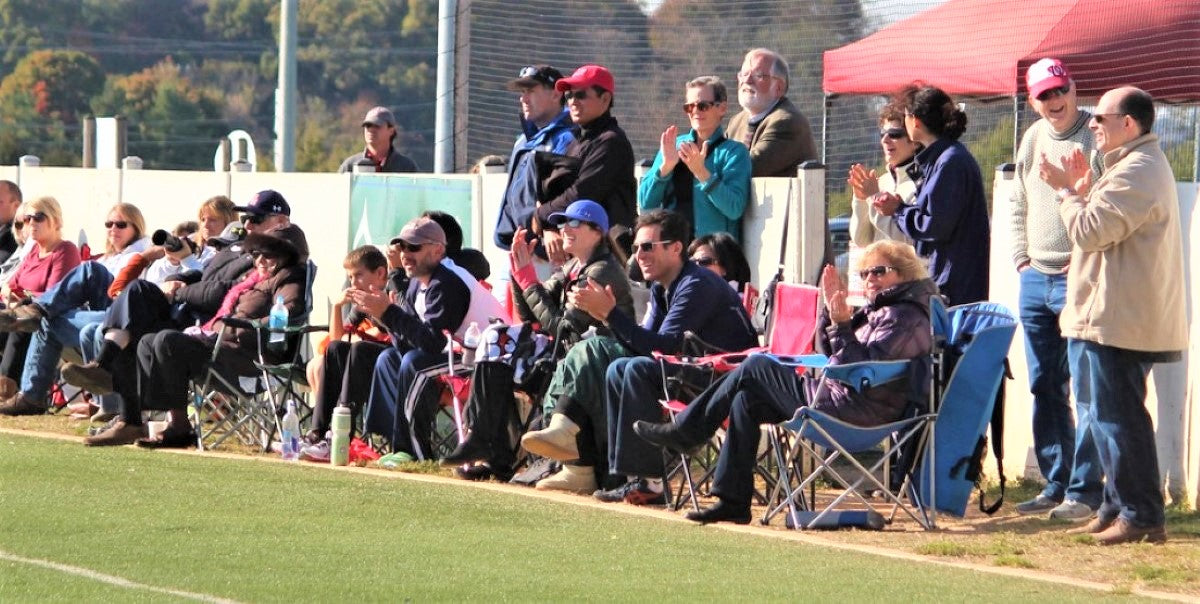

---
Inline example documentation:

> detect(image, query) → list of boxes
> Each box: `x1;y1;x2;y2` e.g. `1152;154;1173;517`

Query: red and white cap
1026;58;1071;99
555;64;615;94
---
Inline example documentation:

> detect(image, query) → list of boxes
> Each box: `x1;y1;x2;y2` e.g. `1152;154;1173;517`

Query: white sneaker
520;414;581;461
299;439;330;462
535;464;596;494
1048;499;1094;521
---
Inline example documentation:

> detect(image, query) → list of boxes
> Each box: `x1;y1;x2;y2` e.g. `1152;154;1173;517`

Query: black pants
119;330;257;425
311;339;386;435
0;331;31;382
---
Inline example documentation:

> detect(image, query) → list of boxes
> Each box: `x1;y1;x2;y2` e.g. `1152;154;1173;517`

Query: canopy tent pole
1012;95;1021;164
1193;106;1199;182
821;94;831;165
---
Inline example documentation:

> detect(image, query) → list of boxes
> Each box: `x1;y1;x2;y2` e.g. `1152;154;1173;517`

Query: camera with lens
152;229;192;253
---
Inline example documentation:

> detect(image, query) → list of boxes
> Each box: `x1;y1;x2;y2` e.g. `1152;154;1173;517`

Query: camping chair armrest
767;353;829;369
220;316;257;330
821;359;910;392
680;331;732;357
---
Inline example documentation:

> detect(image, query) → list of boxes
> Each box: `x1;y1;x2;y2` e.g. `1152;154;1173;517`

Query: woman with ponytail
872;84;990;305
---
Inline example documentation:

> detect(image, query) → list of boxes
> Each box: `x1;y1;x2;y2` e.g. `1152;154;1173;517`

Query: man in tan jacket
1040;86;1184;546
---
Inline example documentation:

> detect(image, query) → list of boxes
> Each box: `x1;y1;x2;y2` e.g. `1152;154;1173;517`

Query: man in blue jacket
494;65;575;251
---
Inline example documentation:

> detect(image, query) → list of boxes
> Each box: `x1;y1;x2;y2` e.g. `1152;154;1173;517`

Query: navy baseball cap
548;199;609;234
233;189;291;216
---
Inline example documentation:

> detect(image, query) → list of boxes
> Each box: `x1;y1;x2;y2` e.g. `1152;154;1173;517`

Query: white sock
644;477;664;493
104;328;131;349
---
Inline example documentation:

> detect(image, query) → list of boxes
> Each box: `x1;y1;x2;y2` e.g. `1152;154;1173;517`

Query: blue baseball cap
548;199;609;234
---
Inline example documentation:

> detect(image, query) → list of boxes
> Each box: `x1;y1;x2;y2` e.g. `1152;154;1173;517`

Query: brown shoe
0;376;17;398
0;392;48;416
1065;515;1113;535
61;362;114;395
0;304;45;333
1095;518;1167;546
83;420;144;446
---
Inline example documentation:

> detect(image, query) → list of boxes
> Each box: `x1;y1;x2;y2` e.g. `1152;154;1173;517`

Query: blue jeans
605;357;668;478
362;345;444;459
20;262;114;403
1018;268;1102;507
1067;339;1164;528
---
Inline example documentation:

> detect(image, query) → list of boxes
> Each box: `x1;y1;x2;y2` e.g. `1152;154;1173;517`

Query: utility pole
274;0;298;172
433;0;457;173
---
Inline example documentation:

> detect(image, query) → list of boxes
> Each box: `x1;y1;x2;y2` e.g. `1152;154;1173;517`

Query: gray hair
686;75;727;104
746;47;789;92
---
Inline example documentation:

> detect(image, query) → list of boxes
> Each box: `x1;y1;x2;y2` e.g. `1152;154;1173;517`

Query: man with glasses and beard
495;65;575;252
639;76;751;243
725;48;816;177
532;64;636;263
1010;58;1104;522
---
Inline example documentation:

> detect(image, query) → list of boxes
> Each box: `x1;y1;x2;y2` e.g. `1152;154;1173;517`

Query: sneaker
535;464;596;494
593;480;638;503
377;451;415;469
622;479;666;506
1014;494;1060;515
299;440;331;462
510;457;558;486
1049;499;1095;521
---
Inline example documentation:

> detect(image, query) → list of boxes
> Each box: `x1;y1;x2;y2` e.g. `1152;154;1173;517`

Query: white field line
2;427;1196;603
0;549;242;604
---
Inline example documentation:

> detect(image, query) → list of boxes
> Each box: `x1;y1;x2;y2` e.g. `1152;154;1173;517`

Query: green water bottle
331;403;351;466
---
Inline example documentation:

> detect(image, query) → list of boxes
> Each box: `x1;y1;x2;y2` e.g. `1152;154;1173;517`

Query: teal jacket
638;126;751;242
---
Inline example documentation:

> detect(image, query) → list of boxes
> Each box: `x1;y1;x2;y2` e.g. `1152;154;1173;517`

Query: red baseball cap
555;64;615;94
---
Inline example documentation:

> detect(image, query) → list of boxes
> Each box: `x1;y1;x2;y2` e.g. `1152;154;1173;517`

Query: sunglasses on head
683;101;718;114
242;214;267;225
858;265;896;280
691;256;717;267
633;240;674;253
1036;84;1071;102
880;127;907;140
104;220;129;229
23;212;47;224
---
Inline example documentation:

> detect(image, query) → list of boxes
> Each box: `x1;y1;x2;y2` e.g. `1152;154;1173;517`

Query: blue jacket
894;138;990;305
494;109;575;249
605;260;758;356
638;126;751;242
379;263;470;356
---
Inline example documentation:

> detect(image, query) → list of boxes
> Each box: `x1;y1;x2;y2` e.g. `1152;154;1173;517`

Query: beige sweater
1058;133;1186;352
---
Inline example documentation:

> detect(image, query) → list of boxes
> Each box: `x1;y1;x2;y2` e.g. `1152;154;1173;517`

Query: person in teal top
638;76;751;242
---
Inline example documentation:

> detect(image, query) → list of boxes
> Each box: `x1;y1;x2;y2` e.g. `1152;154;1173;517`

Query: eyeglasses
633;240;674;253
1035;84;1071;102
250;250;279;260
397;242;424;253
737;71;774;83
104;220;129;229
242;214;267;225
564;89;595;102
22;212;47;224
858;265;896;280
691;256;717;267
1093;113;1127;125
12;220;23;229
683;101;718;114
880;127;907;140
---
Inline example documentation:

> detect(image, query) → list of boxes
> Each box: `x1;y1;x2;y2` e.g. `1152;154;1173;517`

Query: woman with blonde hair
195;195;237;265
635;240;940;524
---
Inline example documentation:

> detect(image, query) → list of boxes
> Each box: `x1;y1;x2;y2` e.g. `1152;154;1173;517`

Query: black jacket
175;247;254;319
0;223;16;265
534;112;636;237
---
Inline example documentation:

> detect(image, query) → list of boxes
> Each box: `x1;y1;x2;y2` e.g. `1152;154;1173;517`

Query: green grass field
0;433;1149;602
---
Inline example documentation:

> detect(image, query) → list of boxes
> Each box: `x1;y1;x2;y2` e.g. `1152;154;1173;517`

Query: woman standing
873;84;990;305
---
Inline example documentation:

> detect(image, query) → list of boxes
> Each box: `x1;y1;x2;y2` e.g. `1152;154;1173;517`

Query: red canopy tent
823;0;1200;101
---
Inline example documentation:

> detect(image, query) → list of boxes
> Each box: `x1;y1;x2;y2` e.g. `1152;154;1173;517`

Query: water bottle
268;295;288;349
280;400;300;460
331;403;351;466
462;321;481;366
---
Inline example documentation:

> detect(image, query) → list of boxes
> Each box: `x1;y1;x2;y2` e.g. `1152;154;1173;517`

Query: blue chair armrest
764;353;829;369
822;359;910;392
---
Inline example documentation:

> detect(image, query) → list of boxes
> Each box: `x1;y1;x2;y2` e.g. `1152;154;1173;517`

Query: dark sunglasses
397;242;424;253
250;250;279;260
1093;113;1127;125
858;265;896;280
880;127;907;140
23;212;47;223
683;101;718;114
241;214;267;225
104;220;129;229
691;256;717;267
1036;84;1071;102
12;220;23;229
633;240;674;253
563;89;595;102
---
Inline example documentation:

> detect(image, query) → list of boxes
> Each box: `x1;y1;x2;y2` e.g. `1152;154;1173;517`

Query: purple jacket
810;278;939;426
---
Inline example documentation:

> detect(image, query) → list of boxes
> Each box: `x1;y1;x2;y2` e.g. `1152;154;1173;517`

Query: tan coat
1058;133;1186;352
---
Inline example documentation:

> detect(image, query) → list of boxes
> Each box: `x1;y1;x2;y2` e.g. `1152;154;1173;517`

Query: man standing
0;180;22;264
533;64;636;263
356;217;471;460
1040;87;1184;545
725;48;817;177
338;106;419;174
494;65;575;250
1011;58;1103;521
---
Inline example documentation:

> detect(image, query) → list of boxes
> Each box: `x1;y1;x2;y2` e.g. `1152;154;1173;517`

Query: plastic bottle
462;321;481;366
280;400;300;460
268;295;288;349
331;403;351;466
